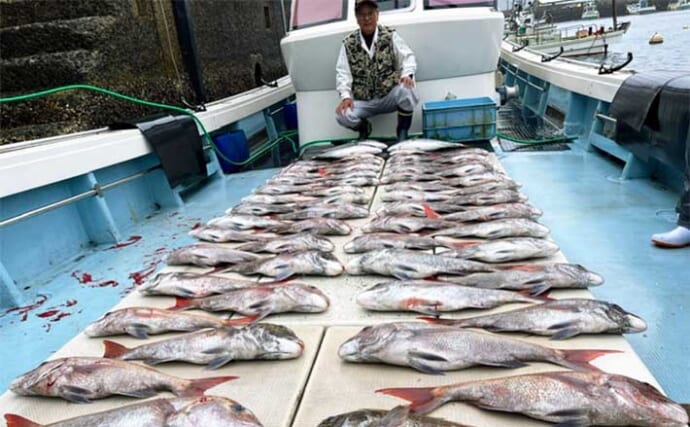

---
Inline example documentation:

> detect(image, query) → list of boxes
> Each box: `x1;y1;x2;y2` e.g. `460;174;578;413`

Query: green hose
0;84;298;167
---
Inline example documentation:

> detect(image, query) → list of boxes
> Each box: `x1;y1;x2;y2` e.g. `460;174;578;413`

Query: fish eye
233;403;244;412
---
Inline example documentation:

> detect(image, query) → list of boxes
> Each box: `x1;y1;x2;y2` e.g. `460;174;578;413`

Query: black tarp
111;115;207;188
609;71;690;172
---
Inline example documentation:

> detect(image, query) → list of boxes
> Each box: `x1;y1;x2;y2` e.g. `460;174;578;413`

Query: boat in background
582;1;601;19
628;0;658;14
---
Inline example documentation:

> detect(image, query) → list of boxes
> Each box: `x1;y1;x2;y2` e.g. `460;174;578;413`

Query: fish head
285;283;330;312
604;302;648;333
345;254;366;275
355;282;395;310
562;264;605;286
138;272;170;293
310;235;336;252
607;375;689;426
250;323;305;359
307;251;344;276
338;323;400;361
327;219;352;235
10;359;65;395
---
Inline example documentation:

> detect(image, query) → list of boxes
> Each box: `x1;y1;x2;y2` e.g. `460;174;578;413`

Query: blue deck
0;146;688;403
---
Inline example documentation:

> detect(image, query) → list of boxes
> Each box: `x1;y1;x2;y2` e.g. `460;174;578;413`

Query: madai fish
10;357;236;403
378;371;689;426
228;250;344;280
441;237;559;263
317;405;469;427
362;216;456;233
4;396;263;427
422;298;648;340
339;322;619;373
264;218;352;235
206;214;286;230
169;282;330;320
189;226;276;243
346;249;495;279
438;263;604;295
85;307;250;338
356;280;542;314
139;272;258;298
442;202;542;222
388;139;468;152
234;233;335;253
343;233;442;253
431;219;550;240
102;323;304;369
165;244;262;267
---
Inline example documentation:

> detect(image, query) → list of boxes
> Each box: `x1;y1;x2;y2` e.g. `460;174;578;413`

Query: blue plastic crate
422;97;497;142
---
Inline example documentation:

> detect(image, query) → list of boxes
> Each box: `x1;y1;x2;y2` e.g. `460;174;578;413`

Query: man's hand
336;98;354;115
400;75;415;89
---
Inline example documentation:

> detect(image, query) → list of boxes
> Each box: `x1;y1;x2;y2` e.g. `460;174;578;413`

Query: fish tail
178;375;238;397
557;349;622;371
422;203;441;219
102;340;131;359
4;414;43;427
223;313;261;326
169;297;196;311
376;386;445;414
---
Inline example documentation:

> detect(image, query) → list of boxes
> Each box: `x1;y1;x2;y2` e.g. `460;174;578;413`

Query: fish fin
234;242;263;252
376;386;445;414
527;283;552;296
168;297;195;311
517;289;553;302
481;360;529;369
391;264;420;280
557;349;622;371
498;264;544;272
407;351;448;375
274;266;295;282
125;324;151;339
177;376;238;397
223;313;262;326
102;340;131;358
548;321;583;340
378;405;411;427
58;386;93;403
206;355;235;370
143;358;176;366
547;409;590;427
417;316;461;326
422;203;442;219
4;414;44;427
118;389;159;398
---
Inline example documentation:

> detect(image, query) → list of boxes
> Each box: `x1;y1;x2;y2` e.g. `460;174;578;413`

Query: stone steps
1;49;102;92
0;0;129;28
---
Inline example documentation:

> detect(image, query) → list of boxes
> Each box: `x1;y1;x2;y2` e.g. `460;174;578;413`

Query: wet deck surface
0;142;687;411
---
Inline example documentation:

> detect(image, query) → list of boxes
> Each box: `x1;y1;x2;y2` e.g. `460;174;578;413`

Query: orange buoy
649;32;664;44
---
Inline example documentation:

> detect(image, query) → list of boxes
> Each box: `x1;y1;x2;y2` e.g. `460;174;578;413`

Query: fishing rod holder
599;52;633;75
541;47;564;63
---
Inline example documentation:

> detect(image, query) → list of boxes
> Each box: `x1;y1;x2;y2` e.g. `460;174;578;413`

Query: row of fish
326;142;686;426
4;396;263;426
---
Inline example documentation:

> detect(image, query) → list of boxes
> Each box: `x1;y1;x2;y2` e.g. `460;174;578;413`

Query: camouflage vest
344;25;400;101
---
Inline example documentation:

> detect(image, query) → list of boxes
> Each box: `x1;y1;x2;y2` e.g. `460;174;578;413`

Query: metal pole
279;0;288;34
612;0;618;29
0;167;159;229
171;0;207;105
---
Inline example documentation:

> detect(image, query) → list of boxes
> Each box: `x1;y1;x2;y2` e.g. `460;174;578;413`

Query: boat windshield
291;0;347;29
424;0;495;8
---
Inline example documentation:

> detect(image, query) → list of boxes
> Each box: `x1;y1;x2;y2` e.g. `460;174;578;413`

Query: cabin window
264;5;271;29
291;0;346;29
424;0;495;8
377;0;413;11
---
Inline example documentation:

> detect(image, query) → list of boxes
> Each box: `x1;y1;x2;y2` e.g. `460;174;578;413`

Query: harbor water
559;9;690;72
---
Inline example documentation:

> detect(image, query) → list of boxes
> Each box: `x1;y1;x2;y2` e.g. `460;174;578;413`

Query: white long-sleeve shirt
336;27;417;100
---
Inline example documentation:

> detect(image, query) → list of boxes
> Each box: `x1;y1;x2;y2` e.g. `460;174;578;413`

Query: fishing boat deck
0;141;688;425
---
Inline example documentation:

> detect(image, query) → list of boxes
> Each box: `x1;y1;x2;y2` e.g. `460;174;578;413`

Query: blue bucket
213;130;250;173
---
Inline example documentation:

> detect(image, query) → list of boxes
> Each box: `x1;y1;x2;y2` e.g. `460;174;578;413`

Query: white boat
508;21;630;57
628;0;657;14
581;1;601;19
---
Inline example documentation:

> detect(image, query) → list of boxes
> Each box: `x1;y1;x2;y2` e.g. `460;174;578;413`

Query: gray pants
336;85;419;130
678;134;690;228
